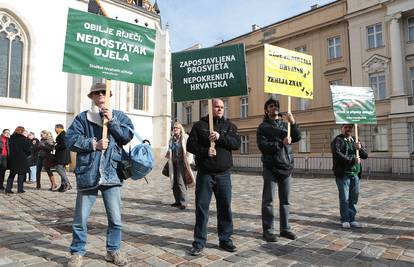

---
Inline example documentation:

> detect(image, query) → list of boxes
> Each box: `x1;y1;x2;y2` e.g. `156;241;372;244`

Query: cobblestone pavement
0;169;413;267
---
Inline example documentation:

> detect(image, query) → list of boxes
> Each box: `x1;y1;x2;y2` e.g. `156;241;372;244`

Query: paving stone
0;171;413;266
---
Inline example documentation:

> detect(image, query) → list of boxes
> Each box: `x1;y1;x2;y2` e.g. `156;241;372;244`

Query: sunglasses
92;90;106;95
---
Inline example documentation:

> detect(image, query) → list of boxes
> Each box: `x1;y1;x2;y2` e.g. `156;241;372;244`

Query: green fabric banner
62;8;156;85
172;44;247;102
331;86;377;124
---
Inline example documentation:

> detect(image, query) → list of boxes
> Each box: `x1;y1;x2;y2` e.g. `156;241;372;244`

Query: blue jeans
335;175;360;223
193;171;233;249
29;165;37;182
55;164;70;185
70;185;122;255
262;167;291;233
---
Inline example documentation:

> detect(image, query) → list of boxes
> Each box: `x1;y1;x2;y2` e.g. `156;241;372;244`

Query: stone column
389;13;405;96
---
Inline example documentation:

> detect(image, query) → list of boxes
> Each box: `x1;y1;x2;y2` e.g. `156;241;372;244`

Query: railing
232;155;414;178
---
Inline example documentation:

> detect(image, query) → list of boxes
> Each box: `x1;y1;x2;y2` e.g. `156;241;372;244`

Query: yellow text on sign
264;44;313;99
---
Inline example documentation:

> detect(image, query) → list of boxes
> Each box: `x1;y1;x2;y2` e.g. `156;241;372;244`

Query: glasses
93;90;106;95
267;104;278;108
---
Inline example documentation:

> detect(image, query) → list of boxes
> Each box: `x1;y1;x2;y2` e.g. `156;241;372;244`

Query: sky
156;0;335;52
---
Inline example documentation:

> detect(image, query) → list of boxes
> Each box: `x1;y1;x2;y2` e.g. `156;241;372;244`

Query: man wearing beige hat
66;82;134;267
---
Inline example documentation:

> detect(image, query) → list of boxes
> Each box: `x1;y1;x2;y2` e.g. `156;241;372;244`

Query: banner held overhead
62;8;156;85
330;85;377;124
172;44;248;102
264;44;313;99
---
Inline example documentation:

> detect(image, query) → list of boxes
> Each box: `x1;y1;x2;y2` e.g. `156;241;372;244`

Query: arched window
0;12;27;99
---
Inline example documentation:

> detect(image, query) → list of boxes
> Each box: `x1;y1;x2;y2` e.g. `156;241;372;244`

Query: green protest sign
62;8;156;85
331;86;377;124
171;44;247;102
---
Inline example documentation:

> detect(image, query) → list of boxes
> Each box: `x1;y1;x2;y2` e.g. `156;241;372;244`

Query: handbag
162;161;169;177
43;154;56;169
119;126;154;181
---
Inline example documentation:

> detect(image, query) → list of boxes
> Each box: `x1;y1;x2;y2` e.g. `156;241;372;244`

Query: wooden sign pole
102;79;111;141
208;99;215;149
287;96;291;138
355;123;360;159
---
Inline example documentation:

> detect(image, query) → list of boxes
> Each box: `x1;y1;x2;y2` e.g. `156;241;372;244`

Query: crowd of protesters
0;124;72;195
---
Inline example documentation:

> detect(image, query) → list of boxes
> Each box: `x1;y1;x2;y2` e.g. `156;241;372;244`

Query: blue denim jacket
65;110;134;191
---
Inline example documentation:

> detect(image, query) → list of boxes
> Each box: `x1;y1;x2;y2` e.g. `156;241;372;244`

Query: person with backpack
65;83;133;267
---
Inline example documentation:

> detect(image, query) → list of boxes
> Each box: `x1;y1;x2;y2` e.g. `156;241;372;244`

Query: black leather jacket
256;117;301;178
187;115;240;174
331;134;368;178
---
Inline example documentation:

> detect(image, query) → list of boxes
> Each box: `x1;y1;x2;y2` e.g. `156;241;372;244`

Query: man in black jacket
331;124;368;229
187;98;241;256
256;98;301;242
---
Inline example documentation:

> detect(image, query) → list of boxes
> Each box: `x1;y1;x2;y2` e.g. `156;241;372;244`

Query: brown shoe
105;250;128;266
67;254;83;267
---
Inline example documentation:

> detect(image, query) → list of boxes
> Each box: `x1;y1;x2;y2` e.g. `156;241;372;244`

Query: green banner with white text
172;44;248;102
62;8;156;85
331;86;377;124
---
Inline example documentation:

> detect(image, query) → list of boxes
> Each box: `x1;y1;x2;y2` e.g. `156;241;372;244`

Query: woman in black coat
5;126;31;194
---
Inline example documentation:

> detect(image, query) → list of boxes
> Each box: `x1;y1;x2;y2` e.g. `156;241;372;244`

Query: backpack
119;126;154;181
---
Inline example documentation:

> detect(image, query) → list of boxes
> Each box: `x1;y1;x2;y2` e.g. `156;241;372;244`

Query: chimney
252;24;260;31
311;4;319;10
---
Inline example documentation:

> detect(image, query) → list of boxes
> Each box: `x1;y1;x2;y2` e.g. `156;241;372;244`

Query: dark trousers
36;156;53;188
172;161;186;205
0;156;6;189
262;167;291;233
6;171;25;193
193;171;233;249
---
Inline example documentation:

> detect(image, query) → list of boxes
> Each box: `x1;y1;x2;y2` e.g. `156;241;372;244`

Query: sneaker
280;231;297;240
171;203;180;207
341;222;351;229
178;205;186;210
67;254;83;267
219;240;237;252
263;232;277;242
189;246;204;256
105;250;128;266
350;221;363;228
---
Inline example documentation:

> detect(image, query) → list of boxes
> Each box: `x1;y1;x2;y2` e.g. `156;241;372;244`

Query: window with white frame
367;23;383;49
327;36;341;59
240;135;249;154
223;99;229;118
299;130;310;153
369;72;386;100
372;125;388;151
200;100;208;117
408;17;414;42
410;67;414;95
295;45;307;54
0;12;27;99
240;97;248;118
185;105;192;125
133;84;147;110
297;98;310;111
